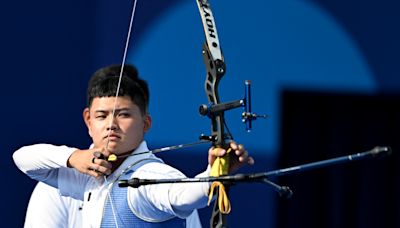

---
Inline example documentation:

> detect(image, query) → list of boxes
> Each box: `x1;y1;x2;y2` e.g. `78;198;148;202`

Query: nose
106;116;118;131
107;124;117;131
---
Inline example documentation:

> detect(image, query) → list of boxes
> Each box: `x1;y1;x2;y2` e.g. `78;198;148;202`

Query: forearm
127;163;211;219
169;166;211;215
13;144;76;185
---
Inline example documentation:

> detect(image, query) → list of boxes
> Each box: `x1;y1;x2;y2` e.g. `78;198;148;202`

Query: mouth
104;133;121;141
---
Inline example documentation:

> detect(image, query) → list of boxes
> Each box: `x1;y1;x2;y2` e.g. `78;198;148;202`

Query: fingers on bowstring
92;149;112;168
88;164;111;177
88;152;112;177
87;168;102;178
93;151;105;159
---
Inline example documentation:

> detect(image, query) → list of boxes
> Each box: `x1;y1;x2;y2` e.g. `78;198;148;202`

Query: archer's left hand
208;141;254;174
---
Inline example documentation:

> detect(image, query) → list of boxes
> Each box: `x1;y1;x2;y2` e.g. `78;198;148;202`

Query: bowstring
106;0;138;150
105;0;139;227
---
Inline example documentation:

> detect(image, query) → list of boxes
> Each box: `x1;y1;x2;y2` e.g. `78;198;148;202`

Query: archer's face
83;96;151;156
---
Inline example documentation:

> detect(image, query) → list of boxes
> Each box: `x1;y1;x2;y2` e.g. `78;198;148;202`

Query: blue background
2;0;399;227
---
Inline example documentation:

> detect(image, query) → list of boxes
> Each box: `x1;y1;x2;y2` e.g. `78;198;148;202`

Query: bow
195;1;233;227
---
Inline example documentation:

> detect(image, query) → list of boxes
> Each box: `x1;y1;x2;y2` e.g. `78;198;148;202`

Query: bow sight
199;80;268;133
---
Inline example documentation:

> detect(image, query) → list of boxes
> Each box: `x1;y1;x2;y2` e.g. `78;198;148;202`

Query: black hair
87;64;149;114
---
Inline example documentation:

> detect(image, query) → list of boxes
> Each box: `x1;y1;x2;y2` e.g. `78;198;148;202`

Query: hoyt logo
200;1;216;39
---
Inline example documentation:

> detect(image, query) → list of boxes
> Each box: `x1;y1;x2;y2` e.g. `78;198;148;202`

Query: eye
95;114;106;120
118;112;131;118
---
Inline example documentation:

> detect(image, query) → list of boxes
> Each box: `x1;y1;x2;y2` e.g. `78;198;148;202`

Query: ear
83;107;92;137
143;114;152;133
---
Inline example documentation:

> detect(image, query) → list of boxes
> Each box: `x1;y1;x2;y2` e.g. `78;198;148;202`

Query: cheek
125;121;145;135
89;121;105;139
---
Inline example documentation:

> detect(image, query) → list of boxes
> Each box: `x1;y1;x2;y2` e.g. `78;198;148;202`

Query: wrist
67;150;79;168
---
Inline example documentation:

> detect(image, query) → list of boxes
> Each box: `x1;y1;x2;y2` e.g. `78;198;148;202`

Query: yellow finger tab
107;154;117;162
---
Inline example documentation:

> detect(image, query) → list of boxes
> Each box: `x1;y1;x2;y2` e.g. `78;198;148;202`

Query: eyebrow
94;108;131;113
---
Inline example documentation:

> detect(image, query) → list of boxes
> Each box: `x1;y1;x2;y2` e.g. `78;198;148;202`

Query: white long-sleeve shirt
14;141;209;228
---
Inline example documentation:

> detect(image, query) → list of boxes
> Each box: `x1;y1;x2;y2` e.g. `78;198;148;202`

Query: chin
105;145;118;154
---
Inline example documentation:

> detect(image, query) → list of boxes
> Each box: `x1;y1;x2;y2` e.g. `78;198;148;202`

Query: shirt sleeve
168;166;211;216
13;144;87;200
127;163;211;220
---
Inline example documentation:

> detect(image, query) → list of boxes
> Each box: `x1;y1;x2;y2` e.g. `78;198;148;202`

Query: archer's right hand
67;148;112;178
